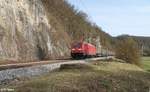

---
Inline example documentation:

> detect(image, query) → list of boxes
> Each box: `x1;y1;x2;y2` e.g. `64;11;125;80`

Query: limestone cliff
0;0;71;61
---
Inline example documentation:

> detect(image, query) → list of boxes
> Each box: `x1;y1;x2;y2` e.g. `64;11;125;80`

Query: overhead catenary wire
77;0;102;51
76;0;94;42
79;0;93;22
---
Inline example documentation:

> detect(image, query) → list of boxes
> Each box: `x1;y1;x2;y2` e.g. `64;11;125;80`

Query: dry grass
5;61;150;92
91;61;144;72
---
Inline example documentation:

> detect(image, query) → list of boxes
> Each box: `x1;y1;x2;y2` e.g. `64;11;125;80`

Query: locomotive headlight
72;49;75;51
78;48;82;50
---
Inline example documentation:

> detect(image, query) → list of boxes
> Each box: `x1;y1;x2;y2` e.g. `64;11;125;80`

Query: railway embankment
3;61;150;92
0;57;113;85
0;60;86;85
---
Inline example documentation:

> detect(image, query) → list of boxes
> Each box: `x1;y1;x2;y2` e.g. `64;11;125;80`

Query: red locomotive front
71;42;96;58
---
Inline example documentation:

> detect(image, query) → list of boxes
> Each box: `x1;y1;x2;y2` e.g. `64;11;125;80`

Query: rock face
0;0;70;61
0;0;102;62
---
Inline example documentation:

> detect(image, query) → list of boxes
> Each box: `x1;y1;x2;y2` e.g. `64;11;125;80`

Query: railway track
0;56;113;71
0;60;69;70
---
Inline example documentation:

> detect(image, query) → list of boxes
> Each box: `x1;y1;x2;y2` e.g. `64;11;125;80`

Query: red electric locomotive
71;42;96;58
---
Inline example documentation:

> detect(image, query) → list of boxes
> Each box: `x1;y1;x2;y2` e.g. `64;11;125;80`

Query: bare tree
115;37;141;66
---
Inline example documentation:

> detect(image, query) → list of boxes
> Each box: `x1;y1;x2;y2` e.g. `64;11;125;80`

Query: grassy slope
142;57;150;72
7;61;150;92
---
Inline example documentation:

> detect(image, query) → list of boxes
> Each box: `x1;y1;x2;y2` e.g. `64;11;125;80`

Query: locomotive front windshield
73;43;82;48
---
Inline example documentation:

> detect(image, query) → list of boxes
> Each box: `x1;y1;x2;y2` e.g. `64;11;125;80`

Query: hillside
132;36;150;56
116;35;150;56
6;61;150;92
0;0;113;62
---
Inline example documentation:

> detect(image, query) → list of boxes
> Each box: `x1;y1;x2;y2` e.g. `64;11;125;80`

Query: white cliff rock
0;0;70;61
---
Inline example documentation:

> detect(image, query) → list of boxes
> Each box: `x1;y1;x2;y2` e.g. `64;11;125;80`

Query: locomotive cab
71;42;85;58
71;42;96;59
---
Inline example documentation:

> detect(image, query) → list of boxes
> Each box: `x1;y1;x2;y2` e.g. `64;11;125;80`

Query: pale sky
67;0;150;37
